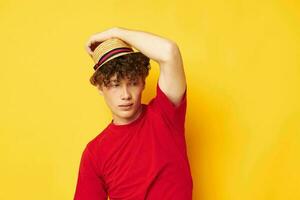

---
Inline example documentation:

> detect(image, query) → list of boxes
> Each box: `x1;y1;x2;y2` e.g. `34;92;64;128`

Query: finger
84;45;92;55
85;40;94;54
86;39;100;53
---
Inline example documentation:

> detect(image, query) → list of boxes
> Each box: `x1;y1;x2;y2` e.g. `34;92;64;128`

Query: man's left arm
157;44;187;107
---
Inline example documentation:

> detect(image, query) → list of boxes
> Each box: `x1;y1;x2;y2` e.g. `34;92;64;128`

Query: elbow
159;41;180;63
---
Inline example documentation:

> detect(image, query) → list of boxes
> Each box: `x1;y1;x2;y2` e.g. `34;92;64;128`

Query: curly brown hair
89;42;151;87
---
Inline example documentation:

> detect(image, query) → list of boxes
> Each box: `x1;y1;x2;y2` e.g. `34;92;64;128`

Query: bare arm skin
85;27;187;107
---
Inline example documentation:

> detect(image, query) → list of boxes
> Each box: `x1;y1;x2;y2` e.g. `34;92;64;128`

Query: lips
119;103;133;107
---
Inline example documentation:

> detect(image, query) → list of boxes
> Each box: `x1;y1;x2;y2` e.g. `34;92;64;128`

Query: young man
74;27;193;200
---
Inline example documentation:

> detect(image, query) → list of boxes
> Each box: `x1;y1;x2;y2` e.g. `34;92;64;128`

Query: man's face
97;74;145;125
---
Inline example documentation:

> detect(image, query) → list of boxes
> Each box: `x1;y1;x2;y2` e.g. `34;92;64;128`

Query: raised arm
86;27;187;106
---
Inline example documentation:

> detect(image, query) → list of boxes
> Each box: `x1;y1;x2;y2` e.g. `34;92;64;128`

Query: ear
96;84;104;96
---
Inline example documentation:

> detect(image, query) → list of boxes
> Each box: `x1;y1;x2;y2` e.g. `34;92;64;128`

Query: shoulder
85;125;111;154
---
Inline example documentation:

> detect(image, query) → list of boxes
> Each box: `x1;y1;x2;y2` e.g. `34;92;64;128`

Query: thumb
84;43;93;55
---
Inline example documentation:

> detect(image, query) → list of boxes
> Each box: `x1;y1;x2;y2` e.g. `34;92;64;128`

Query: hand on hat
85;27;121;55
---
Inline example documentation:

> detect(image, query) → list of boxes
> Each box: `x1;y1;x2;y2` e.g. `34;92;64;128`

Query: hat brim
89;51;149;86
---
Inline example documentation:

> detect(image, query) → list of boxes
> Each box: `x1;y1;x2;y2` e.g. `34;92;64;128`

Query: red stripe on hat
94;47;133;70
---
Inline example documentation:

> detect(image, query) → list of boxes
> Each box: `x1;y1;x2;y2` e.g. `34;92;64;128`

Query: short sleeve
148;82;187;132
74;146;108;200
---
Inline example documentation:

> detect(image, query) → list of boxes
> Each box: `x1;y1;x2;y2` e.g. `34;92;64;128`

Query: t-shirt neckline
108;104;147;131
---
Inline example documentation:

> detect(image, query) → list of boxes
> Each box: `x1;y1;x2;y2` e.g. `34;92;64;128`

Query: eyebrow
109;78;138;83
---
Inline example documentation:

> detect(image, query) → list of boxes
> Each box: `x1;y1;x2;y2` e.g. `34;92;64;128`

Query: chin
115;106;139;119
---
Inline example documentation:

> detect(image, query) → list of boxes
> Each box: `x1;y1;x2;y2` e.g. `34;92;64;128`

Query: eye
112;84;119;87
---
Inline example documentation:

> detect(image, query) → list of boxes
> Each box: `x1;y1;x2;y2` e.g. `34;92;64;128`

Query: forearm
113;27;177;63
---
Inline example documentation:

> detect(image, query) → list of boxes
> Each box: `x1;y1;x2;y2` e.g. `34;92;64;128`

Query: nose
121;85;132;100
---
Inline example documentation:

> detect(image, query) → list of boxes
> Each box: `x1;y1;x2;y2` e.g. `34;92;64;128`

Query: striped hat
89;38;146;85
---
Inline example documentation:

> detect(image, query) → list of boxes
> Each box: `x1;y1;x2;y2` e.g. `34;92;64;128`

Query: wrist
112;27;125;38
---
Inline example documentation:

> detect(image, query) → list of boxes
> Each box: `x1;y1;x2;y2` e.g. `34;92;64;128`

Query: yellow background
1;0;300;199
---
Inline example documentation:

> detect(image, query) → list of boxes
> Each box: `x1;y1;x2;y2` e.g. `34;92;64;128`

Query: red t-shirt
74;83;193;200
